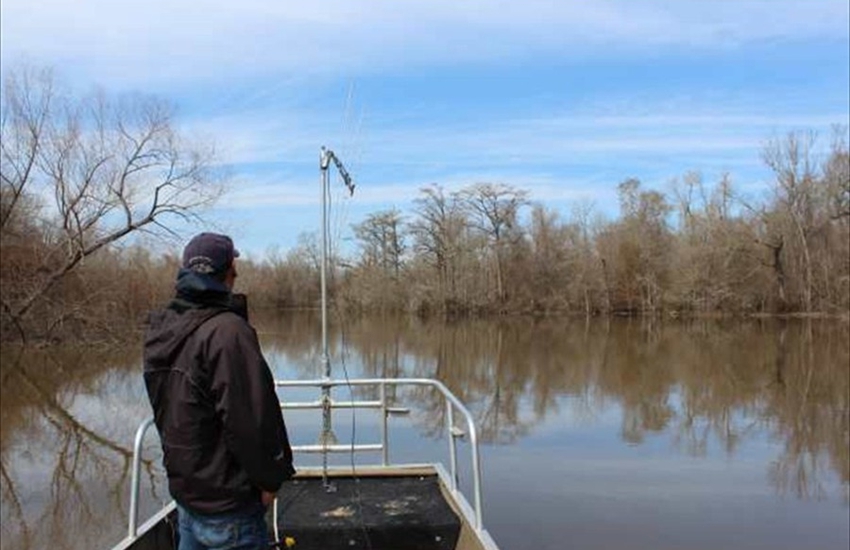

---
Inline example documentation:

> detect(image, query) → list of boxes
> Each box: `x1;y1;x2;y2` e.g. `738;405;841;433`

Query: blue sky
2;0;848;258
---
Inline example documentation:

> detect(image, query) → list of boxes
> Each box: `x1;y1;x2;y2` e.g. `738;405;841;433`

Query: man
143;232;295;550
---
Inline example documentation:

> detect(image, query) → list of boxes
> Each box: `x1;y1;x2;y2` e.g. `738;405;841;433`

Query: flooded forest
1;63;849;550
1;69;848;345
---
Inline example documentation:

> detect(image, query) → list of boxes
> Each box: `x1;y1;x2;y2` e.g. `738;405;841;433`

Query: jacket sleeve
208;316;295;492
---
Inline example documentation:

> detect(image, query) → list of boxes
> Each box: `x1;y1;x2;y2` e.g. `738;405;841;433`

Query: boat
109;148;501;550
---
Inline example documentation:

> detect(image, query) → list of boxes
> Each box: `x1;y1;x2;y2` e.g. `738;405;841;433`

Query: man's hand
261;490;276;507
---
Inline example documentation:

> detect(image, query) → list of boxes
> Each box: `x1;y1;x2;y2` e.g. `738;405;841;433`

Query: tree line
246;131;848;319
2;66;848;343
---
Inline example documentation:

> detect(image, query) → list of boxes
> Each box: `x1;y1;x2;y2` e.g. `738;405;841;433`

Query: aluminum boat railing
124;377;487;542
276;378;484;529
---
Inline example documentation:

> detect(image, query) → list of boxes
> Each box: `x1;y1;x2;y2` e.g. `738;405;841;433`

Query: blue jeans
177;503;270;550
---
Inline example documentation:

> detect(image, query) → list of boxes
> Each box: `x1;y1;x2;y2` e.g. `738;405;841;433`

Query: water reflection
295;316;848;503
1;315;847;550
0;346;164;550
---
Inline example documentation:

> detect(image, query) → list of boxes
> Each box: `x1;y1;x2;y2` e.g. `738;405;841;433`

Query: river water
0;313;848;549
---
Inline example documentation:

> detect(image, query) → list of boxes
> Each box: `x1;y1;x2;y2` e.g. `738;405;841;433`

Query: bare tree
527;204;568;310
761;132;820;312
751;130;850;312
353;209;405;276
0;66;222;340
344;209;407;310
459;183;528;308
408;184;468;310
669;172;763;312
823;130;850;221
597;179;672;313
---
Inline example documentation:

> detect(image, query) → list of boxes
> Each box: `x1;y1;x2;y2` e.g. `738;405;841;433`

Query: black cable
329;181;373;550
336;310;374;550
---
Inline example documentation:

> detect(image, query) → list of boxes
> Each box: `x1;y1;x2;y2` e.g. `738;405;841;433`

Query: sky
2;0;849;258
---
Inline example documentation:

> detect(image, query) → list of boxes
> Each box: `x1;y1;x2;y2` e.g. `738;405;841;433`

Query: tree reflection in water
0;315;847;550
0;345;162;550
340;316;848;502
765;321;850;503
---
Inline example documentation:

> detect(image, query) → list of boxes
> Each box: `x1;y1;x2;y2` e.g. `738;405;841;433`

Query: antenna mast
318;146;354;489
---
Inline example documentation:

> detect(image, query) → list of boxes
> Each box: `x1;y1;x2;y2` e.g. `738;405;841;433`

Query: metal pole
320;147;330;381
467;411;483;531
317;147;354;491
380;382;388;466
447;401;458;492
128;417;155;538
319;147;332;487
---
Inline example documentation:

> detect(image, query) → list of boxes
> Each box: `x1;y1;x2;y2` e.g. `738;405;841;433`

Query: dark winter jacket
143;269;295;514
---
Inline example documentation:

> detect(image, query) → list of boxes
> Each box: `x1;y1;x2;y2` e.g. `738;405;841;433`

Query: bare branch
1;68;222;334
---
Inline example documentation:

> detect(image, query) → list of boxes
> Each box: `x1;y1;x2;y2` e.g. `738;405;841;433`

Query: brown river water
1;313;848;549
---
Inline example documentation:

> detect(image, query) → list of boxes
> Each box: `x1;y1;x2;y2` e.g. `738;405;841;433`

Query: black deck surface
272;474;461;550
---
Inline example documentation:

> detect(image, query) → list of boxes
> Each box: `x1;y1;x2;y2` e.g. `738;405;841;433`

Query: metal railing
124;377;485;540
127;418;156;539
276;377;484;530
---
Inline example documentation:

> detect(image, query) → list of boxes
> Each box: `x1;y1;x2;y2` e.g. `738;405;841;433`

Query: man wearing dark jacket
144;232;295;550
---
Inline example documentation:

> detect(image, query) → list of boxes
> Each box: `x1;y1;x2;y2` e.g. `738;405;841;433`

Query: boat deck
274;472;460;550
113;378;501;550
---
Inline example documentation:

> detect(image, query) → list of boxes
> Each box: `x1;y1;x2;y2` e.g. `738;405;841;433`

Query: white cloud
214;166;615;212
225;181;318;208
2;0;847;89
172;88;843;252
3;0;844;256
192;97;843;171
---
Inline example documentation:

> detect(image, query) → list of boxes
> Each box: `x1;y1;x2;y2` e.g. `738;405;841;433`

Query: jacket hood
144;269;250;373
143;307;225;372
174;268;231;308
